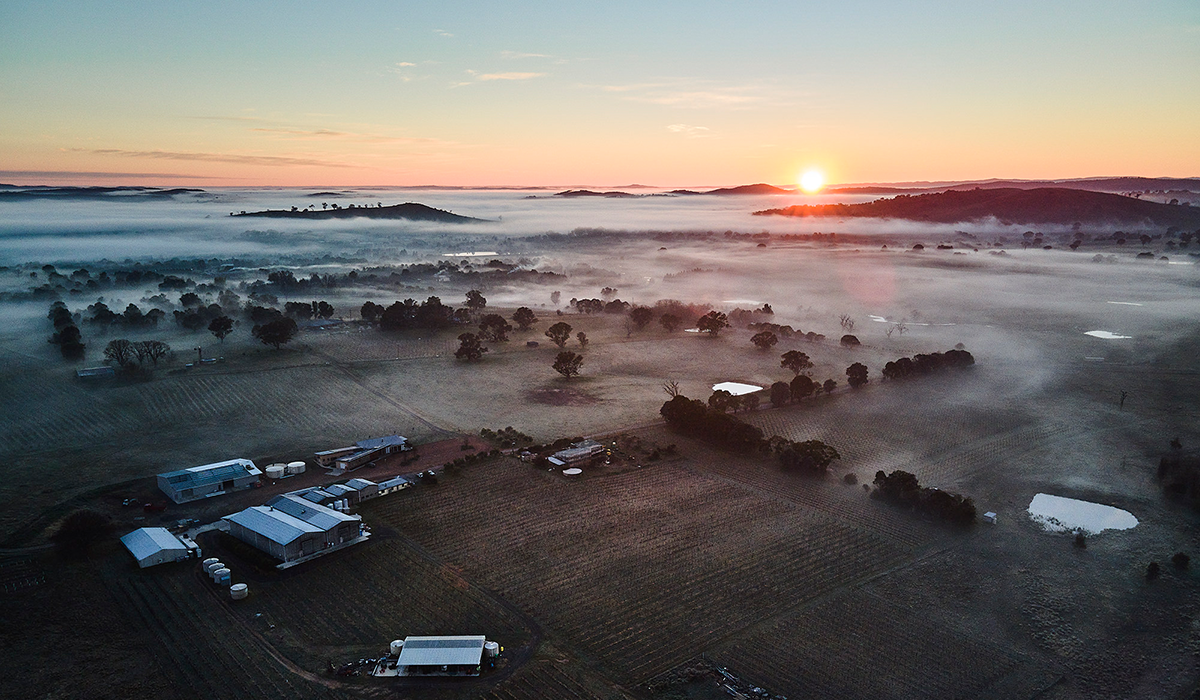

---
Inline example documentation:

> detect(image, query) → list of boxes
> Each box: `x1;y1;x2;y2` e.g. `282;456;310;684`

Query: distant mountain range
0;185;204;200
537;183;799;199
233;202;487;223
755;187;1200;227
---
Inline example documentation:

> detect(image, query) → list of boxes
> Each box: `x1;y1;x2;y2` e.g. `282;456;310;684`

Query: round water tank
213;567;230;582
286;461;305;474
389;640;405;656
265;466;285;479
563;468;583;476
229;583;248;600
484;641;500;658
202;557;220;568
204;561;224;574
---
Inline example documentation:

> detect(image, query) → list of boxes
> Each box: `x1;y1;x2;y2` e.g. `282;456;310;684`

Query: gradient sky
2;1;1197;187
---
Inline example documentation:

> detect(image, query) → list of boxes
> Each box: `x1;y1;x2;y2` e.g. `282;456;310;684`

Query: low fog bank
6;187;1182;267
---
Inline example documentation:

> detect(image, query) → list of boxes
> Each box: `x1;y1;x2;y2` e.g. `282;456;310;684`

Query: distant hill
829;177;1200;195
704;183;797;196
234;202;487;223
0;186;205;200
756;187;1200;227
553;189;640;198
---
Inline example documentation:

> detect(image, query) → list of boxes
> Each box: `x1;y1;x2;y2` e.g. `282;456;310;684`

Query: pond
712;382;763;396
1085;330;1133;339
1027;493;1138;534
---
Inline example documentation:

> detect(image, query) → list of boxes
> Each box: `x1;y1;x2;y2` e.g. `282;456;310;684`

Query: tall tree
780;350;813;375
139;340;172;365
252;318;299;349
659;314;682;333
545;321;573;348
104;338;136;367
208;316;234;343
512;307;537;330
465;289;487;312
553;351;584;379
790;374;816;401
697;311;729;336
751;330;778;351
455;332;488;361
478;314;512;342
846;362;869;388
629;306;654;330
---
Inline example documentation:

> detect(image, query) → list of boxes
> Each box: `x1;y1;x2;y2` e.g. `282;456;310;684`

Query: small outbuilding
983;511;998;525
120;527;192;568
396;635;486;676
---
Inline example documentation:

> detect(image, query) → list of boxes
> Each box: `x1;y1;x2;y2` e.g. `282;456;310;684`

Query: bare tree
839;314;855;332
662;380;682;398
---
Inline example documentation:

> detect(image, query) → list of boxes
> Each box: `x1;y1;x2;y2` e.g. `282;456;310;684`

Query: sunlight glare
800;170;824;193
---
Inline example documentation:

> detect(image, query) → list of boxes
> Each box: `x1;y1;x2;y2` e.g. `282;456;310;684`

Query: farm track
371;460;913;687
103;566;347;700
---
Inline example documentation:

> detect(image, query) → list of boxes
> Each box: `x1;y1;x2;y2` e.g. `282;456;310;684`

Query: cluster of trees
103;338;172;368
697;311;729;336
365;296;467;332
48;301;85;359
659;394;765;452
570;297;629;314
455;332;488;361
747;322;825;343
86;301;165;330
283;300;335;320
773;438;842;474
479;426;534;448
881;348;975;380
769;375;838;407
871;470;976;525
707;389;760;413
252;318;298;349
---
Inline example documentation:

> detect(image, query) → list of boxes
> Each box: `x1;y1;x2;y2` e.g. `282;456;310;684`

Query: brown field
1;234;1199;699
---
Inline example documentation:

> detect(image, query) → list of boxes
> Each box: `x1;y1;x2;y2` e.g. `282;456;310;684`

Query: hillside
233;202;487;223
756;187;1200;227
829;177;1200;195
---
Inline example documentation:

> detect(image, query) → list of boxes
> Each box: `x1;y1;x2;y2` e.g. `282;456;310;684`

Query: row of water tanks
265;461;307;479
202;558;248;599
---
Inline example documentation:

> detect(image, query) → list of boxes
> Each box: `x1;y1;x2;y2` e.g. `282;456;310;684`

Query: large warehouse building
157;458;262;504
222;494;366;567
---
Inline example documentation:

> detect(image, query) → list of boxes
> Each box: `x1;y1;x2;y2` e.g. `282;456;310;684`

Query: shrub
1172;552;1190;570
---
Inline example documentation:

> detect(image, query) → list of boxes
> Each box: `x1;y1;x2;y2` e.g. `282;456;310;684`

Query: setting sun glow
800;170;825;193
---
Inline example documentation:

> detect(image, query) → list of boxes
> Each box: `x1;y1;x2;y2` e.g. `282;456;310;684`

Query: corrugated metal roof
378;476;411;489
224;506;322;545
160;459;259;487
267;494;358;531
355;435;408;450
345;478;376;490
325;484;354;497
398;636;486;667
120;527;187;561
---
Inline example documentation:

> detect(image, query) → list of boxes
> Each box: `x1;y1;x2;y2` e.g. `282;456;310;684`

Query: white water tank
484;641;500;658
286;461;306;475
265;465;285;479
389;640;405;656
229;583;248;600
212;567;230;583
204;560;224;574
202;557;220;569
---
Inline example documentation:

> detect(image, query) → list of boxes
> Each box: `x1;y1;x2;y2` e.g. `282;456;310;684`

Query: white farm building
157;458;262;504
120;527;196;568
222;494;366;567
396;635;487;676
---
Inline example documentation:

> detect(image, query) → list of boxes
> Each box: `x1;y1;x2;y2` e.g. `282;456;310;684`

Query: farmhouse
547;439;606;468
315;435;411;470
396;635;487;676
222;495;366;566
120;527;196;568
157;458;262;504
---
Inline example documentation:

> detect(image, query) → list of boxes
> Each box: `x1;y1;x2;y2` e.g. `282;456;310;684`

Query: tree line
871;470;976;525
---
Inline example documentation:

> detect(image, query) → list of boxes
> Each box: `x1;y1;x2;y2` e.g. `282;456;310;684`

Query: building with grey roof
120;527;194;568
396;635;486;676
157;458;261;504
223;496;365;567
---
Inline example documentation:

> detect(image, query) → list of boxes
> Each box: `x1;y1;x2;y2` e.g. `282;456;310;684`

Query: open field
0;219;1198;698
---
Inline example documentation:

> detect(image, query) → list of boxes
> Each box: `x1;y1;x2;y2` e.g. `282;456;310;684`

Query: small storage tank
204;560;224;574
389;640;405;656
286;461;306;475
484;641;500;658
213;568;231;585
229;583;248;600
202;557;220;569
265;465;286;479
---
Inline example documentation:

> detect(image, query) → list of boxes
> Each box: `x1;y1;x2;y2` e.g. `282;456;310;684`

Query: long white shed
120;527;191;568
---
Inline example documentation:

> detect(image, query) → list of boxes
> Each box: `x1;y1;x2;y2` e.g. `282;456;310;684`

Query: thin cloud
500;50;551;59
433;29;454;37
475;72;545;81
0;169;218;180
667;124;714;139
76;148;348;168
249;127;448;146
395;61;417;67
597;79;799;109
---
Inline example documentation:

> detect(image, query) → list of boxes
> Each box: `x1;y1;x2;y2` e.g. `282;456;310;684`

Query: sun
799;169;825;194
